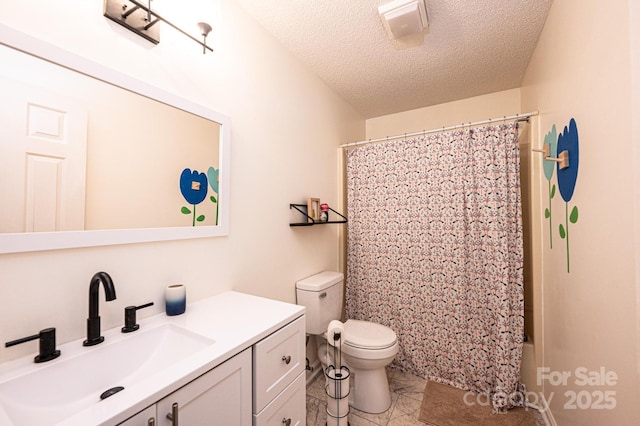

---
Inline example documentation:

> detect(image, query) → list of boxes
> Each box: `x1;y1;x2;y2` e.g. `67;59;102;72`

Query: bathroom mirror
0;25;230;253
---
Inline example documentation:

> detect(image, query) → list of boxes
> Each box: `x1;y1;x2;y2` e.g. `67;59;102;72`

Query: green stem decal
559;202;579;273
564;203;570;273
210;195;219;226
544;181;556;249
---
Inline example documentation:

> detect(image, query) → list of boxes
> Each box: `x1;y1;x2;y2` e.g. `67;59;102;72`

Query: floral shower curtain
345;122;524;411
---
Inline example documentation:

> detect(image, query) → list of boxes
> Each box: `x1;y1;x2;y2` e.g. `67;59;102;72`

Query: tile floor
306;367;428;426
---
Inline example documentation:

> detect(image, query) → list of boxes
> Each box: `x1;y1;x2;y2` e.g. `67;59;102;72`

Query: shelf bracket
289;204;347;226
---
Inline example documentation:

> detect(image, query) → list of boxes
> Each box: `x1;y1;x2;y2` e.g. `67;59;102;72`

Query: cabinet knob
166;402;179;425
282;418;291;426
282;355;291;364
148;418;155;426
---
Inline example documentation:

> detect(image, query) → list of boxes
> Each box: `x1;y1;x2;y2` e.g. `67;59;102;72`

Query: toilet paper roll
326;395;349;422
165;284;186;316
325;367;350;399
327;320;345;346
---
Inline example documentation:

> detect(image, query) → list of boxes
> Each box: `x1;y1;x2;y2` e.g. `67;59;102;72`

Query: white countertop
0;291;305;426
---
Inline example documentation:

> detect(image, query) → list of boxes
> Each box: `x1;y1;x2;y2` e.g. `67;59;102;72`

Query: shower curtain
345;122;524;412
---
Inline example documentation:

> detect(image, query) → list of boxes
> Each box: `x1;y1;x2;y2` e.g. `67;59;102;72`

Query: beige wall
521;0;640;424
0;0;364;363
365;88;522;140
631;0;640;399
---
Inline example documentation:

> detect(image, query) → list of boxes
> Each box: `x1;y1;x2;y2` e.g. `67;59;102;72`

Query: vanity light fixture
197;22;212;54
104;0;213;54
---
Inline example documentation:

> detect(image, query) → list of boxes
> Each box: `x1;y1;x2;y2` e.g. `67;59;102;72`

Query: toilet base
350;367;392;414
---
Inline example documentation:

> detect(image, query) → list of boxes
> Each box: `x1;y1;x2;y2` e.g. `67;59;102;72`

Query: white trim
0;23;231;253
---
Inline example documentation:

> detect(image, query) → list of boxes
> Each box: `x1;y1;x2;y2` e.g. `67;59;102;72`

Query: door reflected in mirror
0;25;230;253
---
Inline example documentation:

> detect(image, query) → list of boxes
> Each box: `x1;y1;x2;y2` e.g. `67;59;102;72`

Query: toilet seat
343;319;397;350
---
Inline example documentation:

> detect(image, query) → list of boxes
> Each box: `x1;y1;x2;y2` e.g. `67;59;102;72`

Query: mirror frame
0;24;231;253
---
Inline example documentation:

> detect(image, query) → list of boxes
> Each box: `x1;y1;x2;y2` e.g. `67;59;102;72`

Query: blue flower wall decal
207;166;219;194
180;168;208;226
556;118;580;272
207;166;219;225
543;124;558;249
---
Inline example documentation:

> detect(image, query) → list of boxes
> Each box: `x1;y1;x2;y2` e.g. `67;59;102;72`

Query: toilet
295;271;399;414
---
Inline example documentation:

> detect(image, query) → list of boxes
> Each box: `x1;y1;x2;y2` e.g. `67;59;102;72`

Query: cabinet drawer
253;315;305;412
253;371;305;426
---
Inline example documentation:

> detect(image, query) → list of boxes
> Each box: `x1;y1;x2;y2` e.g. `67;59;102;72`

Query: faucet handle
5;327;61;363
122;302;154;333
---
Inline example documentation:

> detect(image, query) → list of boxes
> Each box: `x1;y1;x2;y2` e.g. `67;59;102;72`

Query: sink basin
0;323;214;425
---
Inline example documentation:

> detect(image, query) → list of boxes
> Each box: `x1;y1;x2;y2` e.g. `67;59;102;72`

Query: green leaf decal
550;184;556;199
181;206;191;214
196;215;206;222
570;205;579;224
210;195;217;203
559;224;566;239
545;208;550;219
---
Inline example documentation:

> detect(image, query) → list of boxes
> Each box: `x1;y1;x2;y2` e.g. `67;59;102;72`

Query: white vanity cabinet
117;314;306;426
252;316;306;426
119;348;252;426
0;292;306;426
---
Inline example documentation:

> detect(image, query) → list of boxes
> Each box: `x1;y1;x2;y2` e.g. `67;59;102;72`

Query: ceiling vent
378;0;428;40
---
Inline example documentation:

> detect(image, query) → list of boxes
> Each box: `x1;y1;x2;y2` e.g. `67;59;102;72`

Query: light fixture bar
104;0;213;54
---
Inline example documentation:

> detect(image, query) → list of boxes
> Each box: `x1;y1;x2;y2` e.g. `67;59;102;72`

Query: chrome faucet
83;271;117;346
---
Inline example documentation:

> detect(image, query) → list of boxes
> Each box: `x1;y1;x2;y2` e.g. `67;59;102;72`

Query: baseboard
306;359;322;386
525;402;556;426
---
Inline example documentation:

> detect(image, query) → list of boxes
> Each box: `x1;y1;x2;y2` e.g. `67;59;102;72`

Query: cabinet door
157;348;252;426
118;405;156;425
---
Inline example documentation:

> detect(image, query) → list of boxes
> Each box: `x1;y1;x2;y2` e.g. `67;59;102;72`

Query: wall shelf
289;204;347;227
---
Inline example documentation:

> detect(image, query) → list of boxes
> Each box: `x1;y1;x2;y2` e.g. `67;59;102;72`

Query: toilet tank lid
296;271;344;291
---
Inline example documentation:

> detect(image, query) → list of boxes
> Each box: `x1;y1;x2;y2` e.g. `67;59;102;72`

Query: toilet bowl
296;271;399;414
319;319;398;413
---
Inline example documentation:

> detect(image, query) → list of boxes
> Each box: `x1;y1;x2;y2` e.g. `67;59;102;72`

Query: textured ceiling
234;0;553;119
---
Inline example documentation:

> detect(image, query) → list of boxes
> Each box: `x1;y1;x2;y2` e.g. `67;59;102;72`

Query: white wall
521;0;640;424
0;0;363;362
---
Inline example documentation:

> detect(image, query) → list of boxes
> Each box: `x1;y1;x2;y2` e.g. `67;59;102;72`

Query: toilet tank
295;271;344;335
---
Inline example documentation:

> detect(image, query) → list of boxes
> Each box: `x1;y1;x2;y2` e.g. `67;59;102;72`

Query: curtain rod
340;111;539;149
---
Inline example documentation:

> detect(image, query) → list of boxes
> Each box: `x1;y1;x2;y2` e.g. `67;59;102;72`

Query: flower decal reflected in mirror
207;166;219;226
180;168;208;226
